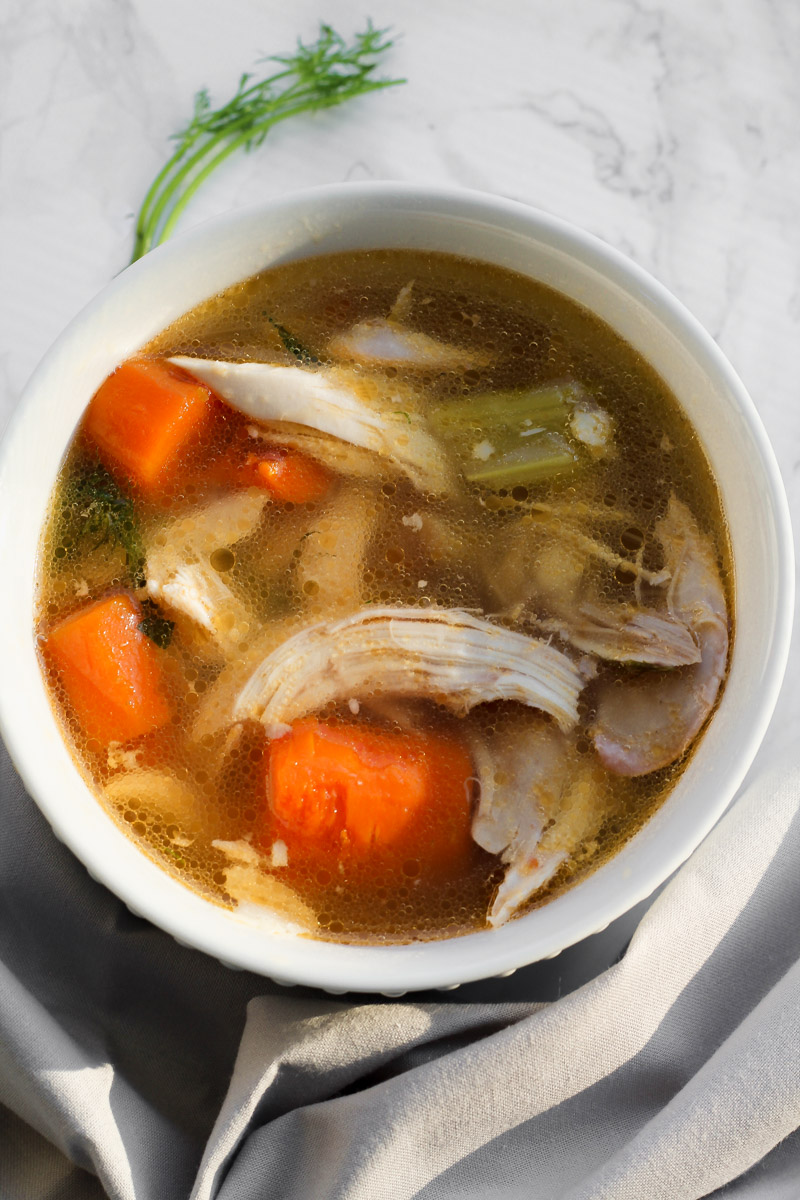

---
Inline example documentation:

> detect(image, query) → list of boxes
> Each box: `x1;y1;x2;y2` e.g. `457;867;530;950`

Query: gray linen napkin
1;738;799;1199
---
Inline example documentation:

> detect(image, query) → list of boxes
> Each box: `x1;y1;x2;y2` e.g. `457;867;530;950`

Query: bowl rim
0;181;794;993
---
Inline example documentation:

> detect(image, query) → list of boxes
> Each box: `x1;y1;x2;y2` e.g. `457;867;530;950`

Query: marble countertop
1;0;798;928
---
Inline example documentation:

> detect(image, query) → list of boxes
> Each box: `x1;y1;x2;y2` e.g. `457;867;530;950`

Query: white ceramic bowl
0;184;793;994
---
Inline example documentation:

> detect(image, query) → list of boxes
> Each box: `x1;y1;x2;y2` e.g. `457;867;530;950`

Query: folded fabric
1;740;798;1199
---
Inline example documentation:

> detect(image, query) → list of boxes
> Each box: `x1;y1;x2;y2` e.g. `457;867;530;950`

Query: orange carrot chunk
250;448;332;504
268;719;474;871
84;359;211;494
200;429;332;505
43;593;171;745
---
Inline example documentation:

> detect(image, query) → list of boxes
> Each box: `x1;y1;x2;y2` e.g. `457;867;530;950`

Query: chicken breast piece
472;727;610;927
540;602;701;667
231;606;585;734
327;319;491;372
168;357;456;495
145;490;266;654
592;497;729;776
295;484;377;619
326;281;492;372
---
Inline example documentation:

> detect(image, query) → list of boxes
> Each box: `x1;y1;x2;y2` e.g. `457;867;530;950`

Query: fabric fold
0;960;194;1200
3;745;800;1199
200;758;800;1200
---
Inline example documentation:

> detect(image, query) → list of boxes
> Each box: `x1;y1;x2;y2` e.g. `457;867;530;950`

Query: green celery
464;431;577;488
429;382;587;491
429;382;585;440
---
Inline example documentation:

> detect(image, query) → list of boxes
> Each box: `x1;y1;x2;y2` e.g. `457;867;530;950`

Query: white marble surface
1;1;797;766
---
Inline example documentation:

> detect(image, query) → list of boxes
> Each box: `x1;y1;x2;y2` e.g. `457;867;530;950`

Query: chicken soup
36;250;731;942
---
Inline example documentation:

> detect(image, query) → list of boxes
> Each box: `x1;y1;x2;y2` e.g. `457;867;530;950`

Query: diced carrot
267;719;475;872
249;448;332;504
42;593;172;745
203;430;332;504
84;359;212;495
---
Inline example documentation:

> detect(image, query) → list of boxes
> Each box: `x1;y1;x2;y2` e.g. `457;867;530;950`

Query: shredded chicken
168;357;455;495
191;489;377;740
486;512;671;620
192;616;309;741
471;723;567;925
211;838;261;865
592;497;729;775
485;498;702;669
246;422;386;482
327;283;491;371
104;769;204;837
471;727;610;926
539;602;701;667
327;320;491;372
517;760;610;899
555;524;670;587
146;490;266;653
472;724;609;921
213;841;316;933
528;499;636;526
230;607;585;733
295;484;377;618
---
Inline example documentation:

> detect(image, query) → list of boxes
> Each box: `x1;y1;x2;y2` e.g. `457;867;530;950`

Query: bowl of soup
0;184;792;993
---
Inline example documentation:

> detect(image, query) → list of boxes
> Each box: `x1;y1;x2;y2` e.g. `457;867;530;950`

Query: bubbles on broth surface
36;249;730;943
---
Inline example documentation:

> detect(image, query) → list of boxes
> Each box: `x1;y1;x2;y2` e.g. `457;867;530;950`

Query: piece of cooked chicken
146;490;266;653
294;483;378;619
327;281;492;372
168;357;456;495
539;602;701;667
327;319;492;372
230;606;586;734
212;839;317;934
470;723;569;926
591;496;729;776
471;724;611;926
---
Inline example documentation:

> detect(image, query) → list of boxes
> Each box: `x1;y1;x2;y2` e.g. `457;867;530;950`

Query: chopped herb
295;529;319;548
131;23;404;262
267;316;320;365
137;600;175;649
58;462;146;586
393;410;412;423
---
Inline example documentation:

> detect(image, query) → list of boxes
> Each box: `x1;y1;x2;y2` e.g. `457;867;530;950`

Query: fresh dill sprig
131;22;404;262
58;462;146;587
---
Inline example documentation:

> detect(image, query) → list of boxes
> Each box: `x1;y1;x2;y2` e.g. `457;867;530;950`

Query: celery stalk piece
428;382;586;439
429;382;588;490
463;432;578;487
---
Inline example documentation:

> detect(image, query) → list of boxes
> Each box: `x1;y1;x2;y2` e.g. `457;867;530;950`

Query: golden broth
36;249;731;943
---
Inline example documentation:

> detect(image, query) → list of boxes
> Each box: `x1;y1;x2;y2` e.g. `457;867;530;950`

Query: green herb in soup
35;250;731;943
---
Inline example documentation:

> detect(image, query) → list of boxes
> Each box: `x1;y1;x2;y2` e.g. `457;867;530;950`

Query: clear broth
36;250;731;943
